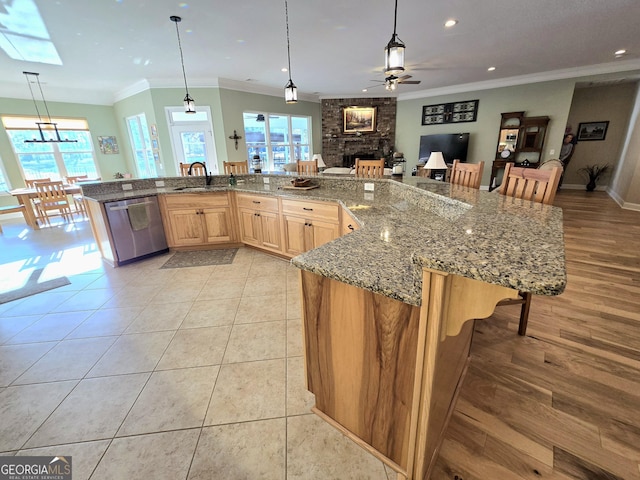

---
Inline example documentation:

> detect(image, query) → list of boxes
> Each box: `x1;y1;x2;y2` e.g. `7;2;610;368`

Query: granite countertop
82;174;566;306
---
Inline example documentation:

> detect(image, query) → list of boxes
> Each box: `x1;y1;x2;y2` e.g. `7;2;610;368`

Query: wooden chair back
296;160;318;175
499;163;562;205
354;158;385;178
450;160;484;189
65;175;89;184
25;178;51;188
180;162;207;176
223;161;249;174
34;181;73;226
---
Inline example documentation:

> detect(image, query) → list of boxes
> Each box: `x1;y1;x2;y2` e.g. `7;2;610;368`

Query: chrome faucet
188;161;212;185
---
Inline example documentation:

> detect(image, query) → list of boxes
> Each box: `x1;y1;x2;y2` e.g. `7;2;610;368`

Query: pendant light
384;0;405;76
283;0;298;104
23;71;77;143
170;15;196;114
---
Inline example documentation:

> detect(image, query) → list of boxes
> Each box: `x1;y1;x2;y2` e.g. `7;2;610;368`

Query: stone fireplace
321;97;397;167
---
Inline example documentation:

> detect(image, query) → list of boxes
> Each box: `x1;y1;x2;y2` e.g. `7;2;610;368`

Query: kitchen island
81;174;565;480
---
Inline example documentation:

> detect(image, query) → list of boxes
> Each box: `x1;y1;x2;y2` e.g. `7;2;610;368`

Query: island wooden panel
299;267;520;479
300;270;420;469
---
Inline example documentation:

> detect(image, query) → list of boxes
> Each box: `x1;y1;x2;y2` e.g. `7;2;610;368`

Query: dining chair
180;162;207;176
223;161;249;174
497;162;562;335
34;181;74;226
499;162;562;205
354;158;385;178
65;175;89;218
296;160;318;175
450;160;484;189
25;177;51;188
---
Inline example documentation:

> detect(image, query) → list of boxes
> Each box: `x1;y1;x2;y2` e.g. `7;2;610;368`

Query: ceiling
1;0;640;105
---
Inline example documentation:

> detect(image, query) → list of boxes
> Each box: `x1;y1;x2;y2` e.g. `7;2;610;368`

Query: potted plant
578;164;611;192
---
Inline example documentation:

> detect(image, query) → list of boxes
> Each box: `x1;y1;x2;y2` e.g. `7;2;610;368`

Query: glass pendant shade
184;93;196;114
284;79;298;104
384;36;405;75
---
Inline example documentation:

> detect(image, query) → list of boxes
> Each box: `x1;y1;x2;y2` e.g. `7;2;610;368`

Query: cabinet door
283;215;309;256
238;208;261;246
341;208;360;236
166;208;204;246
258;211;282;251
309;219;340;249
202;207;235;244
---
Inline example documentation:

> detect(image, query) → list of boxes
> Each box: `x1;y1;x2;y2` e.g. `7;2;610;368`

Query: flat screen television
418;133;470;164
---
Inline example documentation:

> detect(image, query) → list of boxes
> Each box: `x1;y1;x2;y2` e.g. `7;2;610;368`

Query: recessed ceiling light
615;49;626;56
281;67;288;72
444;19;458;28
362;88;368;92
487;66;496;71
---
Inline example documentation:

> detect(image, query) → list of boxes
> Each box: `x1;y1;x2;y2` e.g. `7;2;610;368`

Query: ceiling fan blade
399;80;421;84
397;74;412;81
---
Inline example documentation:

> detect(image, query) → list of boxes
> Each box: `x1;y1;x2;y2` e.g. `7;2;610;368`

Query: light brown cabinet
282;198;340;256
340;208;360;236
236;193;282;253
160;193;237;248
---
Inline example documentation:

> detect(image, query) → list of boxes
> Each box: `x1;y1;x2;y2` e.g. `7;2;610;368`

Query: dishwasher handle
108;201;154;212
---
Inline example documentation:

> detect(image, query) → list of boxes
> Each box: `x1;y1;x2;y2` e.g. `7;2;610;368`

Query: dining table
9;184;82;230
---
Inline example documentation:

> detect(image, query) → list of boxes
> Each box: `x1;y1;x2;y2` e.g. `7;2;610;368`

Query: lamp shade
423;152;447;170
312;154;326;168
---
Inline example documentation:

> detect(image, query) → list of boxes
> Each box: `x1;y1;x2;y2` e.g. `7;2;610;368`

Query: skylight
0;0;62;65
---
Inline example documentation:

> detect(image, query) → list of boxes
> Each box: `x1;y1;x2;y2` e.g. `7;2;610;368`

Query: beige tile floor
0;218;395;479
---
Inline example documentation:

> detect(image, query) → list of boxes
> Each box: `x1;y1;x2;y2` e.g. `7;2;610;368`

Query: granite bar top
81;174;566;306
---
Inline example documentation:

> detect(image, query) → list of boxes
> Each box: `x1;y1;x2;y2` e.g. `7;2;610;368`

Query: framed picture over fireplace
343;106;377;134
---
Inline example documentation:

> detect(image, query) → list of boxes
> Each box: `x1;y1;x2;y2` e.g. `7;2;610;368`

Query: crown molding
113;77;320;103
397;59;640;101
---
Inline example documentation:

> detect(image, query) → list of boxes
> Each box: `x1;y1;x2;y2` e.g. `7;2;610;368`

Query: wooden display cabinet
490;112;549;191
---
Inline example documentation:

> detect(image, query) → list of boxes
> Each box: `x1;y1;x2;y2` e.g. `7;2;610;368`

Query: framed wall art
577;121;609;141
97;136;119;154
422;100;479;125
343;106;377;133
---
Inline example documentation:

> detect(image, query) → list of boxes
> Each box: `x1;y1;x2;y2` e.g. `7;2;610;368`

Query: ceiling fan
368;74;421;91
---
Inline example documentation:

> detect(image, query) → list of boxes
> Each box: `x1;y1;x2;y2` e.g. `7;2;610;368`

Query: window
2;116;99;181
0;157;9;191
242;112;311;172
126;114;158;178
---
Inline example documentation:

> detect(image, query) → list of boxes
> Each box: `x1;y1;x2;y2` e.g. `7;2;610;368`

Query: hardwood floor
433;190;640;480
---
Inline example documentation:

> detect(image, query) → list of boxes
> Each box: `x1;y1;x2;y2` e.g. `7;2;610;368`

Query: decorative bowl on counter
292;178;312;188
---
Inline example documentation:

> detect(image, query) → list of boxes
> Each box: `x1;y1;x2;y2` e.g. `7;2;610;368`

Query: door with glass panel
166;107;219;175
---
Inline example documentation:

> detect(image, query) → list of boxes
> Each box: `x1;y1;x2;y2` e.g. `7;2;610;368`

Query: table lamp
423;152;448;181
312;154;326;171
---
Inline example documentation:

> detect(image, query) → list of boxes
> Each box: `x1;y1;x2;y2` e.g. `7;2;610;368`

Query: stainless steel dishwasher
104;196;169;265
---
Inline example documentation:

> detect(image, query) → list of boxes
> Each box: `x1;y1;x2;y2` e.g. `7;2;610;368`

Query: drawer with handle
281;198;340;223
236;193;279;212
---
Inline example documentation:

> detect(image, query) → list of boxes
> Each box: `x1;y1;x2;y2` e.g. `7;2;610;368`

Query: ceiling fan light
284;78;298;103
